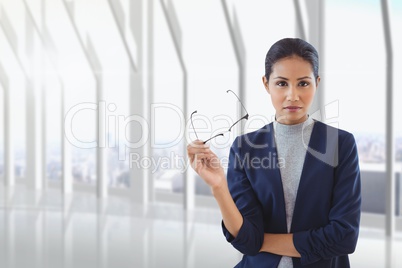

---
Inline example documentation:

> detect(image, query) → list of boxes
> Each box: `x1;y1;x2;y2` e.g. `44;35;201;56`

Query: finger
187;146;212;156
188;140;210;149
193;153;212;161
208;156;222;169
187;141;208;160
206;149;218;158
188;154;195;164
192;155;205;172
191;154;211;168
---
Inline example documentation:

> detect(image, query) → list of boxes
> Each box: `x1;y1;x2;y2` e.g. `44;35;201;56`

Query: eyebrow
273;76;312;80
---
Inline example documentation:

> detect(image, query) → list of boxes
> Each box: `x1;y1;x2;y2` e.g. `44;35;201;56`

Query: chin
278;113;307;124
292;114;308;122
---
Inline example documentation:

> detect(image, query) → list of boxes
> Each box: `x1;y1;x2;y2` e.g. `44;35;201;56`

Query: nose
286;86;299;101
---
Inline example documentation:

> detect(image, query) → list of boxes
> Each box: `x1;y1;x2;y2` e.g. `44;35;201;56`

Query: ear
262;75;270;94
315;76;321;88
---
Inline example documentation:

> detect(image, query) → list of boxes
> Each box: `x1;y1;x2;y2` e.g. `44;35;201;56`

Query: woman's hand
187;140;226;190
188;140;243;238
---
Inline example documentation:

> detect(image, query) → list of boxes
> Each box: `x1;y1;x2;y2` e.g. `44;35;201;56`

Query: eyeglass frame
190;90;249;144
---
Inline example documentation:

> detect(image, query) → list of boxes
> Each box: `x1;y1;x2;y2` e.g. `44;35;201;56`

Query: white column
85;36;107;199
130;0;148;204
62;83;73;194
5;88;14;187
5;206;15;268
25;8;43;190
26;81;43;189
131;0;149;202
62;195;73;268
41;66;47;190
33;209;44;267
146;0;155;203
381;0;395;237
184;214;195;268
4;86;14;187
293;0;306;40
97;200;108;268
0;63;14;187
97;80;107;198
130;70;147;204
304;0;325;113
130;206;150;267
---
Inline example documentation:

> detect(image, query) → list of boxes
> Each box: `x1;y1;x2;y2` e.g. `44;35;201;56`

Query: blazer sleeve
221;136;265;256
293;133;362;265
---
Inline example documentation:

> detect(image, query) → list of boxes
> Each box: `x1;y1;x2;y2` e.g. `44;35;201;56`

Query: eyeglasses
190;90;249;144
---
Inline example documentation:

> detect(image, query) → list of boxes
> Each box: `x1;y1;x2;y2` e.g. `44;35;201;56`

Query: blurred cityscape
1;133;402;195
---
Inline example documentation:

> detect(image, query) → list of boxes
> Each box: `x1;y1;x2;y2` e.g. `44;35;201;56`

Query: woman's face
262;56;320;125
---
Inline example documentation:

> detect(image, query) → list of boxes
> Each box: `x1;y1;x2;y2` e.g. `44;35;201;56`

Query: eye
276;81;288;87
298;81;310;87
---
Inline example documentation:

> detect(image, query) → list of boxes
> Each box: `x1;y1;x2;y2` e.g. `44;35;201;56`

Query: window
152;1;185;195
325;0;387;216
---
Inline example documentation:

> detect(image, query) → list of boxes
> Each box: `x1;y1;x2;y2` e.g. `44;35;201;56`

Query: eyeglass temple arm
228;114;249;132
193;91;248;143
203;133;224;144
227;90;249;115
204;113;248;143
190;110;199;140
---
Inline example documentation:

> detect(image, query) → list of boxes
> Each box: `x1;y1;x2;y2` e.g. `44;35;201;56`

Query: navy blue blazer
222;120;361;267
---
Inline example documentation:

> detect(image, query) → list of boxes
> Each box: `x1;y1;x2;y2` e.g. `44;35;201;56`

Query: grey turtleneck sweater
273;116;315;268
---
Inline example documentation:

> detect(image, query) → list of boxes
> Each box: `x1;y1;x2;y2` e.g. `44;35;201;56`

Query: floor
0;185;401;268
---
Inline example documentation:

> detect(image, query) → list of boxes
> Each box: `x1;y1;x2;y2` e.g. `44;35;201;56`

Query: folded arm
260;233;301;257
260;133;360;265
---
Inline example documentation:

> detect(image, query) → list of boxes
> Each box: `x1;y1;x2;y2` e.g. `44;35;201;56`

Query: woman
187;38;361;268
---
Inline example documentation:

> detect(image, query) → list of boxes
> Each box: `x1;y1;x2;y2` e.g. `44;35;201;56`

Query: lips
284;106;302;112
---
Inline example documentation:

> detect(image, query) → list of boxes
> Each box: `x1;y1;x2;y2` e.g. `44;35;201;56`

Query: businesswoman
187;38;361;268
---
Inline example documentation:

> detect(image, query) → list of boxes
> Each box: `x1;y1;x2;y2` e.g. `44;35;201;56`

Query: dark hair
264;38;319;81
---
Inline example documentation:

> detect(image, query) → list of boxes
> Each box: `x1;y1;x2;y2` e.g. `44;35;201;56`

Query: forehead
271;56;314;76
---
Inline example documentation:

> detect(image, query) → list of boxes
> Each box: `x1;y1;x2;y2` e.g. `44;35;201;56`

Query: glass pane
65;79;97;186
325;0;385;215
105;71;130;189
69;85;97;185
240;0;296;132
152;1;185;194
0;0;27;181
44;0;98;187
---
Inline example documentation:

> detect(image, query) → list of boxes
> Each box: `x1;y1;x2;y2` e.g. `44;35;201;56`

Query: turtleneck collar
273;115;314;136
